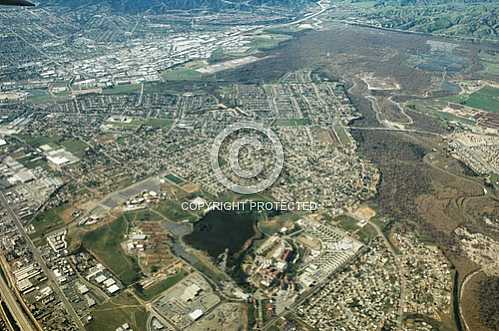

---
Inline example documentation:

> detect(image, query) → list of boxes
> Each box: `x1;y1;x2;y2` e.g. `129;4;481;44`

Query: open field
87;292;147;331
29;205;66;238
102;84;141;95
333;214;360;233
273;118;311;127
142;118;173;129
82;213;141;286
247;33;292;52
60;139;88;157
462;86;499;113
153;199;197;222
136;269;188;301
162;67;204;81
479;52;499;76
356;224;378;244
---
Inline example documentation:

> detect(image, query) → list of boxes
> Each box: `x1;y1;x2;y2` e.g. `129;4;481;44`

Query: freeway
0;268;36;331
280;0;331;28
0;193;85;331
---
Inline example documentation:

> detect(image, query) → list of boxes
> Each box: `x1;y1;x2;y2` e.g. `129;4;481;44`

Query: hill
46;0;316;14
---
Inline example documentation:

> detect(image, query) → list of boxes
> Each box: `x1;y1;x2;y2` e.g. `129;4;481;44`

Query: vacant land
87;292;147;331
162;67;204;81
82;214;141;286
60;139;88;157
154;199;197;222
30;205;66;238
102;84;140;95
136;269;188;301
143;118;173;129
334;214;360;233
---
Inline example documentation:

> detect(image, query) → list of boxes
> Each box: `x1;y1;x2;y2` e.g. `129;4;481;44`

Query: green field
479;53;499;76
334;214;360;233
357;224;379;244
102;84;141;95
87;292;147;331
28;90;71;104
17;155;49;170
209;48;249;63
462;86;499;113
83;214;141;286
248;34;291;52
154;199;198;222
16;134;88;157
273;118;311;127
136;270;188;301
162;67;204;81
60;139;88;157
30;205;66;238
165;173;185;184
333;124;352;146
17;134;61;148
489;173;499;190
143;118;173;129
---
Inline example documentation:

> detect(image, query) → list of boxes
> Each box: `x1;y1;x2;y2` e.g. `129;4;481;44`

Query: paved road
0;193;85;331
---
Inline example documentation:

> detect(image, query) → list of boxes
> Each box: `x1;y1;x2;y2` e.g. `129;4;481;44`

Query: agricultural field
462;86;499;113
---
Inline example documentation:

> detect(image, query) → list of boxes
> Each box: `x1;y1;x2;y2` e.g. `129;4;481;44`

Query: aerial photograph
0;0;498;330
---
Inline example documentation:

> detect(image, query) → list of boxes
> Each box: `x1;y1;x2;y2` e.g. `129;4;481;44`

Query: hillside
45;0;316;14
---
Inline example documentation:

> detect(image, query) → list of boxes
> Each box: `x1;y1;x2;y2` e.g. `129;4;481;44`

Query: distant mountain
47;0;316;13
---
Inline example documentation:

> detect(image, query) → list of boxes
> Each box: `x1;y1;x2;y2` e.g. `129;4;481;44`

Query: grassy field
16;134;88;157
17;154;49;170
60;139;88;157
30;205;66;238
479;52;499;76
357;224;379;244
273;118;311;127
17;134;61;148
87;292;147;331
153;199;197;222
162;67;204;81
248;34;291;52
259;212;304;236
143;118;173;129
28;90;71;104
333;124;352;146
165;173;185;184
489;173;499;190
462;86;499;113
334;214;360;233
136;270;188;301
102;84;140;95
83;214;141;286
